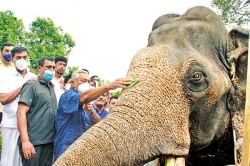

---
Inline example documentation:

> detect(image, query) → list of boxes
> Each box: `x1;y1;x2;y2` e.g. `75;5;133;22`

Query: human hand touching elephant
105;78;132;89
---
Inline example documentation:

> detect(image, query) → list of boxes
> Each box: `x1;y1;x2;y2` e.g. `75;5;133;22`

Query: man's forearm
17;112;29;143
0;87;22;105
80;85;109;104
91;112;101;124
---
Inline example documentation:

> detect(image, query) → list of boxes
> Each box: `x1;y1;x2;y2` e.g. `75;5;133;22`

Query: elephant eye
191;72;203;81
185;70;208;92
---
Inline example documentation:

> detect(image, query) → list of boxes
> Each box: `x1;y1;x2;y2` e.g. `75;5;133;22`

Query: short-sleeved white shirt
0;70;37;128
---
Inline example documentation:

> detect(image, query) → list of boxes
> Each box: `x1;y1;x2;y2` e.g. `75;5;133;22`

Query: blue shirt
54;87;92;161
92;104;109;119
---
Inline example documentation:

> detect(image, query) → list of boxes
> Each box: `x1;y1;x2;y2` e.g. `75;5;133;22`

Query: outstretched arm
80;78;131;104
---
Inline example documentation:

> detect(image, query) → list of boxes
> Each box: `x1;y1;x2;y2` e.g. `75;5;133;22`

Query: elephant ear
228;27;249;163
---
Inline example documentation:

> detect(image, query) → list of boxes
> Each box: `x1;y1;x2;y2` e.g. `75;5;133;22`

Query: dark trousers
19;142;54;166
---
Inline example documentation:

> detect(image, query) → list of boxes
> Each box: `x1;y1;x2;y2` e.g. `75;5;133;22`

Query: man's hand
27;77;38;81
83;103;94;114
106;78;132;89
21;77;38;87
83;103;101;124
22;141;36;159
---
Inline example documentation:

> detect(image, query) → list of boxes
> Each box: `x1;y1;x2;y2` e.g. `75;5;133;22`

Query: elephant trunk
53;45;191;165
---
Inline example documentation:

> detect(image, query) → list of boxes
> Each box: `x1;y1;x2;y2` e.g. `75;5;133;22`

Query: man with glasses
17;56;57;166
0;46;37;166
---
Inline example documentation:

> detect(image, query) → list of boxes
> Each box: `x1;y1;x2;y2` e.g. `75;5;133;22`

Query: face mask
95;80;99;87
2;53;12;62
43;70;55;82
15;58;28;71
78;82;90;93
65;84;71;90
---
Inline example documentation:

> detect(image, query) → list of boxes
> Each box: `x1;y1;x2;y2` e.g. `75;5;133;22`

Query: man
17;56;57;166
0;42;14;69
0;42;15;124
54;70;131;161
92;93;109;119
0;46;37;166
108;96;118;112
90;75;99;87
104;90;114;110
54;70;101;161
52;56;68;104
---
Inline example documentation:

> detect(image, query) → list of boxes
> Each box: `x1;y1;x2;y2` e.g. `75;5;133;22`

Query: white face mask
15;58;28;71
78;83;90;93
65;83;71;91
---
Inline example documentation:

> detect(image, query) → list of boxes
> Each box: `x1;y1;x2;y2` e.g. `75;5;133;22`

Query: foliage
25;17;76;73
99;79;104;86
98;79;110;86
211;0;250;27
125;76;139;89
64;66;79;76
112;90;121;97
0;10;26;46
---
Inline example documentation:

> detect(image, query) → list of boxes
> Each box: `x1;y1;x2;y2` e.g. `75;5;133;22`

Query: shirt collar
38;76;55;88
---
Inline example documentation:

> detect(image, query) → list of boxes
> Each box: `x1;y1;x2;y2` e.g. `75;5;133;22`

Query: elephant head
53;6;249;166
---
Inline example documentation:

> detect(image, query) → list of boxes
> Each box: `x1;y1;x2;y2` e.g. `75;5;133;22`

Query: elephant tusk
165;157;185;166
165;157;175;166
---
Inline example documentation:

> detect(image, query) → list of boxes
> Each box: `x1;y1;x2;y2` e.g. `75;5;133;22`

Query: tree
211;0;250;27
25;17;76;72
64;66;79;76
0;10;26;46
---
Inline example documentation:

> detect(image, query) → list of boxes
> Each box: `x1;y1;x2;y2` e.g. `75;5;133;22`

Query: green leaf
125;77;139;89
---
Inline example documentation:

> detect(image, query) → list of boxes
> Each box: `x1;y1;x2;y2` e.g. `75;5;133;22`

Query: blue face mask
43;70;55;82
2;53;12;62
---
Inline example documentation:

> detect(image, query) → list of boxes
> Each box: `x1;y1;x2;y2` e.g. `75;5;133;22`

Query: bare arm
17;103;36;159
0;87;21;105
80;78;131;104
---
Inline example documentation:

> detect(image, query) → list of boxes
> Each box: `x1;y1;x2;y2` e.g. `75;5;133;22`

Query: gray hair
71;70;88;81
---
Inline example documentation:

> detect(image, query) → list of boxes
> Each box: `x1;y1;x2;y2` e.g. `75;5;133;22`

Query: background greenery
0;10;76;74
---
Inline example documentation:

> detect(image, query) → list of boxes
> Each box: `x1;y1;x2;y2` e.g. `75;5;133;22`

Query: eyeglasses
44;65;56;70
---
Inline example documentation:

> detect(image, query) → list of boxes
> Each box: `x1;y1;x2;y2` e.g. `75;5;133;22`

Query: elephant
53;6;249;166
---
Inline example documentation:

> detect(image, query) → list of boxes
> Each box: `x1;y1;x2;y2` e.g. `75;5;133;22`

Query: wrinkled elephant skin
54;6;249;166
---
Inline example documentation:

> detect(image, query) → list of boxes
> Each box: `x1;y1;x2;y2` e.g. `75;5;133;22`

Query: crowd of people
0;42;131;166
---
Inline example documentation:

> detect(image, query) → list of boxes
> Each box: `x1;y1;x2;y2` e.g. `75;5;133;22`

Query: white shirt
0;61;16;113
51;77;65;105
0;70;37;128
